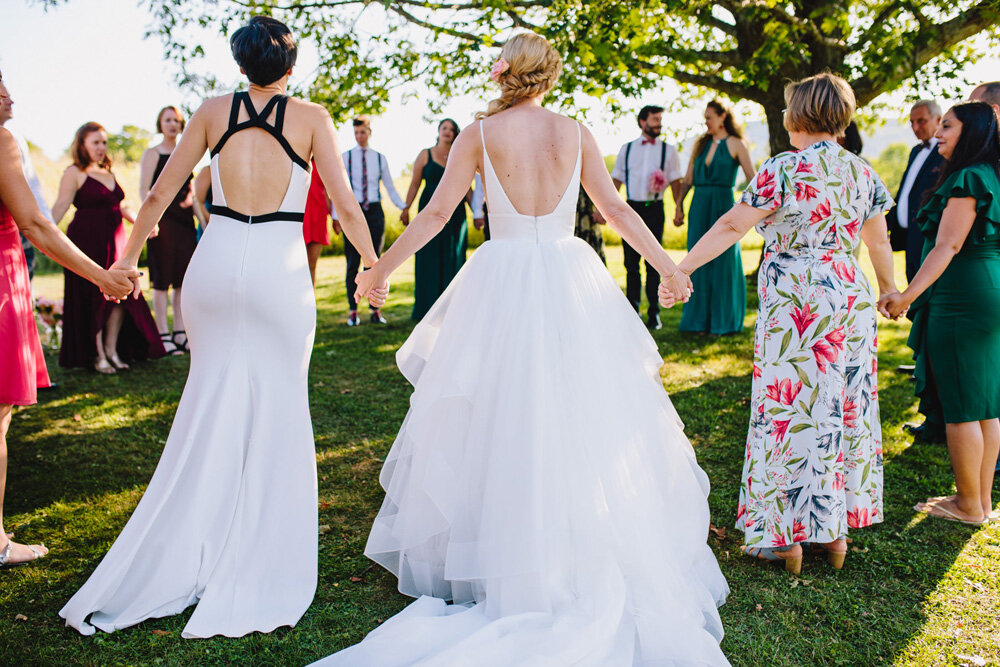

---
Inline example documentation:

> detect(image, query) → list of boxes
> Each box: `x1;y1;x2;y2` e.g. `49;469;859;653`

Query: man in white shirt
331;116;406;325
886;100;945;283
611;105;683;329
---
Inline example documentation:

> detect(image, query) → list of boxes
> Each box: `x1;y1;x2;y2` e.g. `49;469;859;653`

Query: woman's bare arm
400;150;428;225
50;166;80;224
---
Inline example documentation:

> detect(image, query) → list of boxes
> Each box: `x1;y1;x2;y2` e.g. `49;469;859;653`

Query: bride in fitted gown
59;17;386;639
318;33;730;666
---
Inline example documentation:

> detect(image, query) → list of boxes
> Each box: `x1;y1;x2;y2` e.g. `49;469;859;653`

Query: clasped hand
658;270;693;309
354;264;390;309
102;260;142;302
877;290;909;320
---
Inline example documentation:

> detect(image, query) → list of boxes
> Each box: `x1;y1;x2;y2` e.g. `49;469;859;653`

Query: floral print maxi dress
735;140;893;548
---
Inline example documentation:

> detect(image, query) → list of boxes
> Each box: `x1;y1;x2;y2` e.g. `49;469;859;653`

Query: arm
357;129;478;296
120;202;137;225
674;152;696;226
138;147;158;199
859;214;899;316
470;173;485;229
0;130;132;298
733;138;755;184
50;166;80;224
677;202;771;276
610;144;626;194
192;167;211;227
882;197;977;317
400;150;428;225
380;154;407;210
669;178;683;217
311;109;378;270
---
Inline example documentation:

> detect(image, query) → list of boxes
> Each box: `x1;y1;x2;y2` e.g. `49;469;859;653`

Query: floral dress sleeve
864;168;894;222
740;154;797;217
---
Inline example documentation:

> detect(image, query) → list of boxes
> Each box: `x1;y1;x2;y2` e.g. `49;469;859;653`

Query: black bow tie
922;140;932;149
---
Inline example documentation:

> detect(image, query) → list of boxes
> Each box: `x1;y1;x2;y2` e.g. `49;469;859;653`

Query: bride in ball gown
318;32;730;666
59;17;386;639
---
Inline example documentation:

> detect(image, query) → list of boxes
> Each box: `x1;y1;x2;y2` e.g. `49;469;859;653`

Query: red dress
0;198;51;405
59;175;165;368
302;161;330;245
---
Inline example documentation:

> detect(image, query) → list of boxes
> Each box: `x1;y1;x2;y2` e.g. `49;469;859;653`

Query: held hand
148;224;160;239
354;267;390;309
879;291;910;319
109;259;142;300
593;210;606;225
473;217;485;231
400;209;410;226
673;210;685;227
332;219;342;235
658;270;693;308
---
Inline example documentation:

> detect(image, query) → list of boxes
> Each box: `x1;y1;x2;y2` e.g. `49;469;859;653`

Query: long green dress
908;162;1000;424
680;139;746;334
412;149;468;321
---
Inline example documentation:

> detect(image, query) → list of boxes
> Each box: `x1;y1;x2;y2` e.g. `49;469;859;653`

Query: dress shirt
471;173;485;219
331;145;406;219
7;124;53;219
896;138;938;229
611;136;683;202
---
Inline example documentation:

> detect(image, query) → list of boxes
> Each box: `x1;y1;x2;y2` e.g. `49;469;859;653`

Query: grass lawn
2;246;998;667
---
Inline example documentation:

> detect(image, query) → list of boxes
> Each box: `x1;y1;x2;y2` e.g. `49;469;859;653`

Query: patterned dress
736;140;892;548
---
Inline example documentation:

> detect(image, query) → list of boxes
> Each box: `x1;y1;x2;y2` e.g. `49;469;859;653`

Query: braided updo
476;32;562;119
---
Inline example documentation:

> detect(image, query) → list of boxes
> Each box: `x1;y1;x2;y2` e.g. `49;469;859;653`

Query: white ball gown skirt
59;217;318;638
315;234;731;666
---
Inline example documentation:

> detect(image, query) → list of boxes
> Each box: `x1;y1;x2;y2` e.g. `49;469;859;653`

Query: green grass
3;247;998;667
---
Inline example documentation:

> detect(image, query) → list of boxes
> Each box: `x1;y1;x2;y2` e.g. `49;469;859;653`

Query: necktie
361;149;369;210
922;140;932;149
641;136;655;146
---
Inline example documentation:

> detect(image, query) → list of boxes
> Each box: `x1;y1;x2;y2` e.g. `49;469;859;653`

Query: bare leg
0;404;48;564
172;287;185;332
94;331;108;363
921;422;988;522
103;305;126;359
980;418;999;515
306;243;323;287
152;289;170;335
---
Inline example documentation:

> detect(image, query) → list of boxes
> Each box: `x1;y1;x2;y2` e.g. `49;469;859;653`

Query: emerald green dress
680;139;746;334
908;163;1000;424
412;149;468;321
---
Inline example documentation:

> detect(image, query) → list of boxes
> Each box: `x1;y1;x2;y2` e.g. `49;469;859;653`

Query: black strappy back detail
209;92;310;223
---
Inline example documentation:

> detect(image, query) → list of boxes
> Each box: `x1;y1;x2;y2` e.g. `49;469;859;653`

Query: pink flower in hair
490;57;510;82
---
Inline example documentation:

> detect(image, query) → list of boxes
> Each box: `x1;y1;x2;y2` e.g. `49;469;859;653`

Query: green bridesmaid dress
680;139;746;334
412;149;468;321
908;162;1000;424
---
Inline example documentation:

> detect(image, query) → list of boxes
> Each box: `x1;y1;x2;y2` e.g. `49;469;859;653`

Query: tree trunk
764;102;792;156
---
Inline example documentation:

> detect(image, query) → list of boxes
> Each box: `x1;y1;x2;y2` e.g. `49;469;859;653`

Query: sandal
94;358;116;375
160;332;183;356
106;353;130;371
740;543;802;575
914;498;985;526
0;538;48;567
172;330;189;354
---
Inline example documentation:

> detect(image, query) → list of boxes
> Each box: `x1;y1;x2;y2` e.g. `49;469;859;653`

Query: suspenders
624;140;667;202
346;148;383;203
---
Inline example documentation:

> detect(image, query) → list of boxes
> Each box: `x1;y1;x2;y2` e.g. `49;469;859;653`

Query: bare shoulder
286;97;329;121
62;163;81;177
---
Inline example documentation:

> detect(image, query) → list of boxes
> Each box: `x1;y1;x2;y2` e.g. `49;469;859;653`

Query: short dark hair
230;16;297;86
973;81;1000;108
638;105;663;123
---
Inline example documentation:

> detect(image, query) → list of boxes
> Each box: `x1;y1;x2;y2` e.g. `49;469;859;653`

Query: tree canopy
38;0;1000;153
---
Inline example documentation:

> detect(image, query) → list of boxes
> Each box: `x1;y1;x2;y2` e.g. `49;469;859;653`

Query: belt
211;206;304;223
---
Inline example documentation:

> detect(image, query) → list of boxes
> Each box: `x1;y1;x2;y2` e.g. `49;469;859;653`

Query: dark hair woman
59;15;386;638
139;105;203;356
400;117;470;320
0;70;134;567
882;101;1000;525
674;100;756;335
51;122;165;373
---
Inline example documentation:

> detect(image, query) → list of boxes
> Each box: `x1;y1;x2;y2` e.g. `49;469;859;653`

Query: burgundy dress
146;153;197;289
0;198;51;405
59;175;165;368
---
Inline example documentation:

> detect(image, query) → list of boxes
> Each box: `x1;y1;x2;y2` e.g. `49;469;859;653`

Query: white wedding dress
60;92;319;639
315;122;730;666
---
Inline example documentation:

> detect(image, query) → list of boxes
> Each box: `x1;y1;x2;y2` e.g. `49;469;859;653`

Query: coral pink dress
0;198;51;405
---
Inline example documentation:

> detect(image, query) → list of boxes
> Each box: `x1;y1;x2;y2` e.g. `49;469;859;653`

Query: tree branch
851;0;1000;105
637;61;758;101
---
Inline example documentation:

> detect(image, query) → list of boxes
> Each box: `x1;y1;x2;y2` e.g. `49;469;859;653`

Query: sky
3;1;998;172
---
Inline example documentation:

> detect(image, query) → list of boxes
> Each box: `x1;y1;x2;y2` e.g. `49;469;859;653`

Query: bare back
479;106;581;217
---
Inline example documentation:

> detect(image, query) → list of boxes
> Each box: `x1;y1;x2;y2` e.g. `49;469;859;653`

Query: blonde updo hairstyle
476;32;562;119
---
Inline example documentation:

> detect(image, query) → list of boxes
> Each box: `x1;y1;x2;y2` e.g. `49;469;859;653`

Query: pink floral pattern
736;141;892;547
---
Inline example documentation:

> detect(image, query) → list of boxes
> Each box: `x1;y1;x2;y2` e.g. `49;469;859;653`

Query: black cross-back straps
210;92;310;171
208;92;309;223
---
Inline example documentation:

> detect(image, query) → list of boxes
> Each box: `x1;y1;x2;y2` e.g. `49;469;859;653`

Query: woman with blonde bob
319;31;731;666
669;72;899;574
